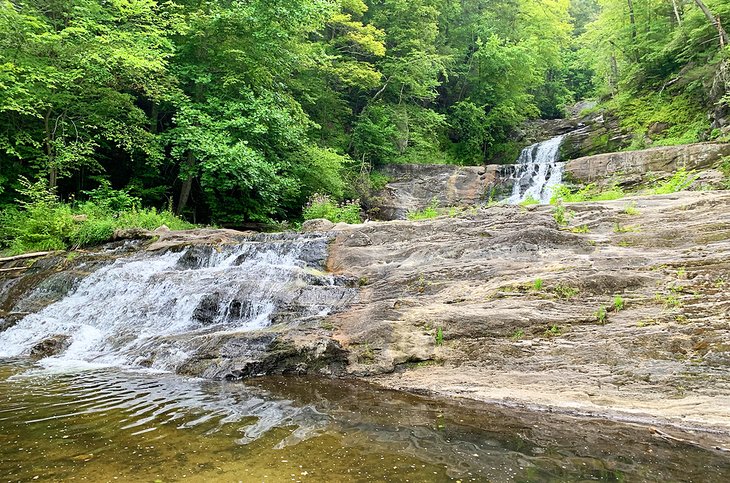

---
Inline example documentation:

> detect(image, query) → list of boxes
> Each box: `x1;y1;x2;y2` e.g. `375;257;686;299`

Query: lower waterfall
0;234;356;371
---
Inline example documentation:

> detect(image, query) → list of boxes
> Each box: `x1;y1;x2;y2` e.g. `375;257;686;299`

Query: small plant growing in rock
435;327;444;346
511;329;525;340
652;168;697;195
544;325;562;337
359;343;375;363
358;276;369;287
720;157;730;189
570;225;590;233
664;294;682;309
553;283;579;299
613;295;624;311
624;202;639;216
676;267;686;279
656;291;682;309
520;196;540;206
407;197;440;221
613;222;639;233
413;273;430;294
595;305;608;324
553;205;572;226
533;278;544;291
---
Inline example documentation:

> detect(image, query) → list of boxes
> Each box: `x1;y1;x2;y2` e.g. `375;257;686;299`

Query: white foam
0;237;347;372
506;135;565;205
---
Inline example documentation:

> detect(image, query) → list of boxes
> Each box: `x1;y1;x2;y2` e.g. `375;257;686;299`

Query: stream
2;360;730;482
2;226;730;481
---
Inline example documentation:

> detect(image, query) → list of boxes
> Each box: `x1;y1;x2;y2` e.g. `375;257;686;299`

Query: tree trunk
44;107;57;189
694;0;729;47
627;0;637;41
149;103;159;134
671;0;682;26
176;151;195;216
610;54;619;95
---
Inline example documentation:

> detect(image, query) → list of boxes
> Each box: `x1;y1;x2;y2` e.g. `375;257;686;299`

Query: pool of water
1;360;729;482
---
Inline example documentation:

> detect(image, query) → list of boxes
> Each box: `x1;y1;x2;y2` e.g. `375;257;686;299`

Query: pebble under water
1;361;730;482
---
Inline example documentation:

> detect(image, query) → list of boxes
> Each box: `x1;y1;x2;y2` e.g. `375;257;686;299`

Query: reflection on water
1;360;729;482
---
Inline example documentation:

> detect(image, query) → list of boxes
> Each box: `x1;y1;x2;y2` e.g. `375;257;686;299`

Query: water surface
1;361;729;482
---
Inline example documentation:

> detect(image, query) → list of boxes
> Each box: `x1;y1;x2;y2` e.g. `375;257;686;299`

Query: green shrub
652;168;697;195
552;204;571;226
613;295;624;311
407;197;440;221
595;305;608;324
533;278;544;291
550;183;625;204
302;193;361;224
519;196;540;206
0;177;194;255
369;171;392;192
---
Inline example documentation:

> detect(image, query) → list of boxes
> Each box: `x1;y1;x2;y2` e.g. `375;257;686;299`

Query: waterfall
0;234;356;371
506;135;565;205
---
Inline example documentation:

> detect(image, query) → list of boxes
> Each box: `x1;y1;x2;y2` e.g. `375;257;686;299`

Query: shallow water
1;361;729;482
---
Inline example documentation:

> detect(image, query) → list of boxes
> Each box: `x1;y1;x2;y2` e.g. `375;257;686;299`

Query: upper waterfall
0;234;357;372
506;135;565;205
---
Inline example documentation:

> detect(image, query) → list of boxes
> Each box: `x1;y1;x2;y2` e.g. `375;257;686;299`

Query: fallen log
0;251;56;263
0;267;28;273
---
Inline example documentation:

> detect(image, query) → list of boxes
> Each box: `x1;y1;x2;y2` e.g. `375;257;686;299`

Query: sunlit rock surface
3;190;730;433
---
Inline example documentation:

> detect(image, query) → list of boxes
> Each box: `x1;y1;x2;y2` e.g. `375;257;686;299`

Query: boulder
301;218;335;232
565;142;730;184
30;335;71;359
366;164;491;220
112;227;155;241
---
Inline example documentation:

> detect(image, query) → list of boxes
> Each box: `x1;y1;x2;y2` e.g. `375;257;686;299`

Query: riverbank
2;190;730;440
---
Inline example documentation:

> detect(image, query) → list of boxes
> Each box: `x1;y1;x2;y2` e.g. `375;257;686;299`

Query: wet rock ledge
326;190;730;433
3;190;730;435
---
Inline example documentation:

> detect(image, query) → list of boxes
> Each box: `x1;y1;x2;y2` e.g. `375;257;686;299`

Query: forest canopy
0;0;728;229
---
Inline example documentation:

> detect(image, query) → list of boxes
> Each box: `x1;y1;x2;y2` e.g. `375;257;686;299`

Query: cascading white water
0;235;355;371
506;135;565;204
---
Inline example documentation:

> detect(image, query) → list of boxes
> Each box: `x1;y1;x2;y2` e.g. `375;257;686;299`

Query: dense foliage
581;0;729;146
0;0;728;239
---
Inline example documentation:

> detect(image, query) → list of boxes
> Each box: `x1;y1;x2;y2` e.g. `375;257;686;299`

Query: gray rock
366;164;491;220
113;227;155;240
30;335;71;359
564;142;730;184
301;219;335;232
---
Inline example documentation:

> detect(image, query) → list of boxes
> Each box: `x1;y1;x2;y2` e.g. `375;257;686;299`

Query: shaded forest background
1;0;728;228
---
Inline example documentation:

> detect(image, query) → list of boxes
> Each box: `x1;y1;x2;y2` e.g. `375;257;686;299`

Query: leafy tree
0;0;174;189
